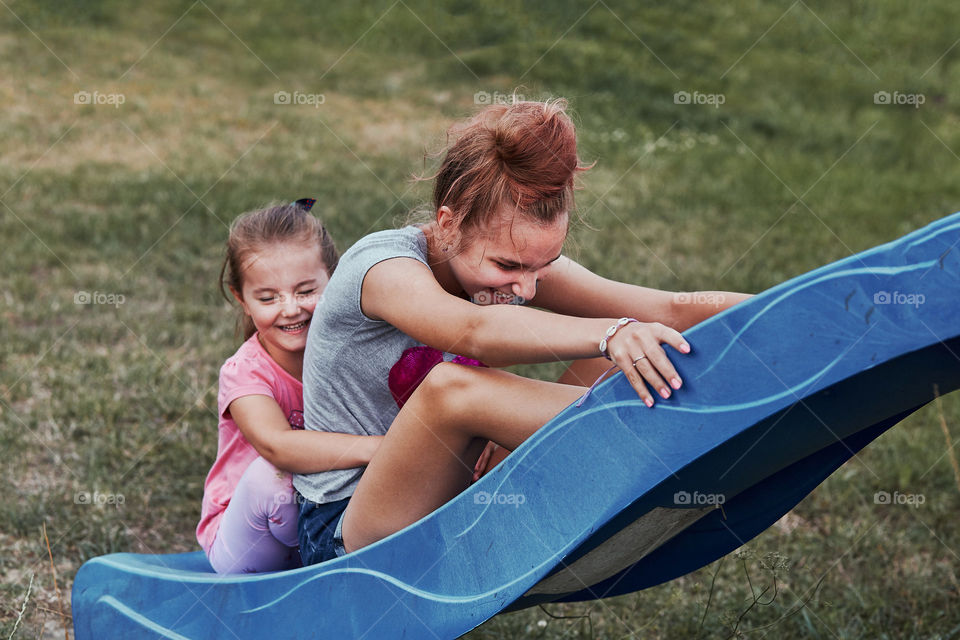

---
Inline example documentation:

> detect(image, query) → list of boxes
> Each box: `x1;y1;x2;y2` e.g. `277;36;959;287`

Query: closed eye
495;261;520;271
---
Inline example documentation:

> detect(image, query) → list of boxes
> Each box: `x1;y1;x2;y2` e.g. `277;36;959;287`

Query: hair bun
434;99;590;232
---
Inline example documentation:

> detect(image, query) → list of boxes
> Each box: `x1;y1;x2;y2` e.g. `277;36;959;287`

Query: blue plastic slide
72;211;960;638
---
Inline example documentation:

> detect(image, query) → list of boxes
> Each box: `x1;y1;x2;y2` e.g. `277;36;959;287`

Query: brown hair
433;99;591;246
219;203;339;340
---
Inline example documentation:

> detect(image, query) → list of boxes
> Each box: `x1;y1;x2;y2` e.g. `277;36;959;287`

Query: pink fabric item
205;456;302;574
388;345;487;409
196;333;304;554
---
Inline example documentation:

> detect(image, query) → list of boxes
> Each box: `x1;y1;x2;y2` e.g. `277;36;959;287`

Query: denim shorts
297;490;351;566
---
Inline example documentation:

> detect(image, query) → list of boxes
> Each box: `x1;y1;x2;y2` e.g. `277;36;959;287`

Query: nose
511;271;537;302
280;293;300;316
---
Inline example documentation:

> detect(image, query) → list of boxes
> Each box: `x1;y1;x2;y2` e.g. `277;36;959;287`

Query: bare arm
534;256;752;331
362;257;659;367
229;394;382;474
362;257;689;406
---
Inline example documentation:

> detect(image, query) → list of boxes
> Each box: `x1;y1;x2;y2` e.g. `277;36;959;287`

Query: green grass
2;1;960;637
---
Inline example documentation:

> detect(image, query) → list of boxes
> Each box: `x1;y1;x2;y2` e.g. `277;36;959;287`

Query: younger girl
294;100;753;563
197;200;385;574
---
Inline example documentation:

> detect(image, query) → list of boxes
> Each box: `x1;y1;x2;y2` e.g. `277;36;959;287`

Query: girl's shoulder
219;334;278;384
223;333;264;364
217;334;301;408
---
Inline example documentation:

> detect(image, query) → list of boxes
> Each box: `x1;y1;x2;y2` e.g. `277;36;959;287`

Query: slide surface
72;212;960;639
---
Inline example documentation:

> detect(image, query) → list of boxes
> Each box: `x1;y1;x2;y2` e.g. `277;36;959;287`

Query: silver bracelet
599;317;639;360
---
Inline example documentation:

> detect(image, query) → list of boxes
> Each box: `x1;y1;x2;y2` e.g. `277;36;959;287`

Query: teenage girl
197;200;384;573
292;101;752;564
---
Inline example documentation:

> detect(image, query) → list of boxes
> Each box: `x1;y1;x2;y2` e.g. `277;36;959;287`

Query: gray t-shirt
294;225;450;503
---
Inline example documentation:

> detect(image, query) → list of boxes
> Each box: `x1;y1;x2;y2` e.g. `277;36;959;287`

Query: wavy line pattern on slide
697;259;940;379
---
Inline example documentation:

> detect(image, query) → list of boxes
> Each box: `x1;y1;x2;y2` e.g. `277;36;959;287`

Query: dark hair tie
292;198;316;211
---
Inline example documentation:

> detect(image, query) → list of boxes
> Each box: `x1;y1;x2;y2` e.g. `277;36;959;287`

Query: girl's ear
436;206;460;247
229;286;250;315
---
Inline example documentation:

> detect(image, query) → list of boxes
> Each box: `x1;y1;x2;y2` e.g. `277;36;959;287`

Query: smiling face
233;241;330;374
441;205;568;305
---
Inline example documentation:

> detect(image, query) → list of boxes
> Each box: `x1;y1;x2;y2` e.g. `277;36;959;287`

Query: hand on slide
607;322;690;408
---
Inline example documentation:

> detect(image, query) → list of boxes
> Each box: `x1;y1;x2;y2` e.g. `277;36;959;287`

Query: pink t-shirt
196;333;304;552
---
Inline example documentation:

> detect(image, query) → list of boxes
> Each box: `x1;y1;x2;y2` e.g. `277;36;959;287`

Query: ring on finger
632;355;647;366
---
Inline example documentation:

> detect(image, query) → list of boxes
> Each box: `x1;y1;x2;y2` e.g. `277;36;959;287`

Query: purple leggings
206;456;302;574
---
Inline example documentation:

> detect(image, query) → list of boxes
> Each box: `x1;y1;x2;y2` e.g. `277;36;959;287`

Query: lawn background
1;1;959;637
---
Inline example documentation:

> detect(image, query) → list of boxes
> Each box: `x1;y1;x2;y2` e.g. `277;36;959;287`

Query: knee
416;361;479;419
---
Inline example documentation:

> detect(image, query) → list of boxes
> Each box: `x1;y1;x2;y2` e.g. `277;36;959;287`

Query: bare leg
472;359;615;479
470;359;612;480
341;363;585;552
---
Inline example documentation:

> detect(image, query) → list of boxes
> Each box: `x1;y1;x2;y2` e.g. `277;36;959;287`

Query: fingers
473;452;489;477
633;355;672;400
472;441;496;482
655;323;691;357
617;356;658;407
609;322;691;407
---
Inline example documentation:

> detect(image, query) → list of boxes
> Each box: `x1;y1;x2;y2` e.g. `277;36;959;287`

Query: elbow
457;310;488;361
254;440;288;471
459;309;519;367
